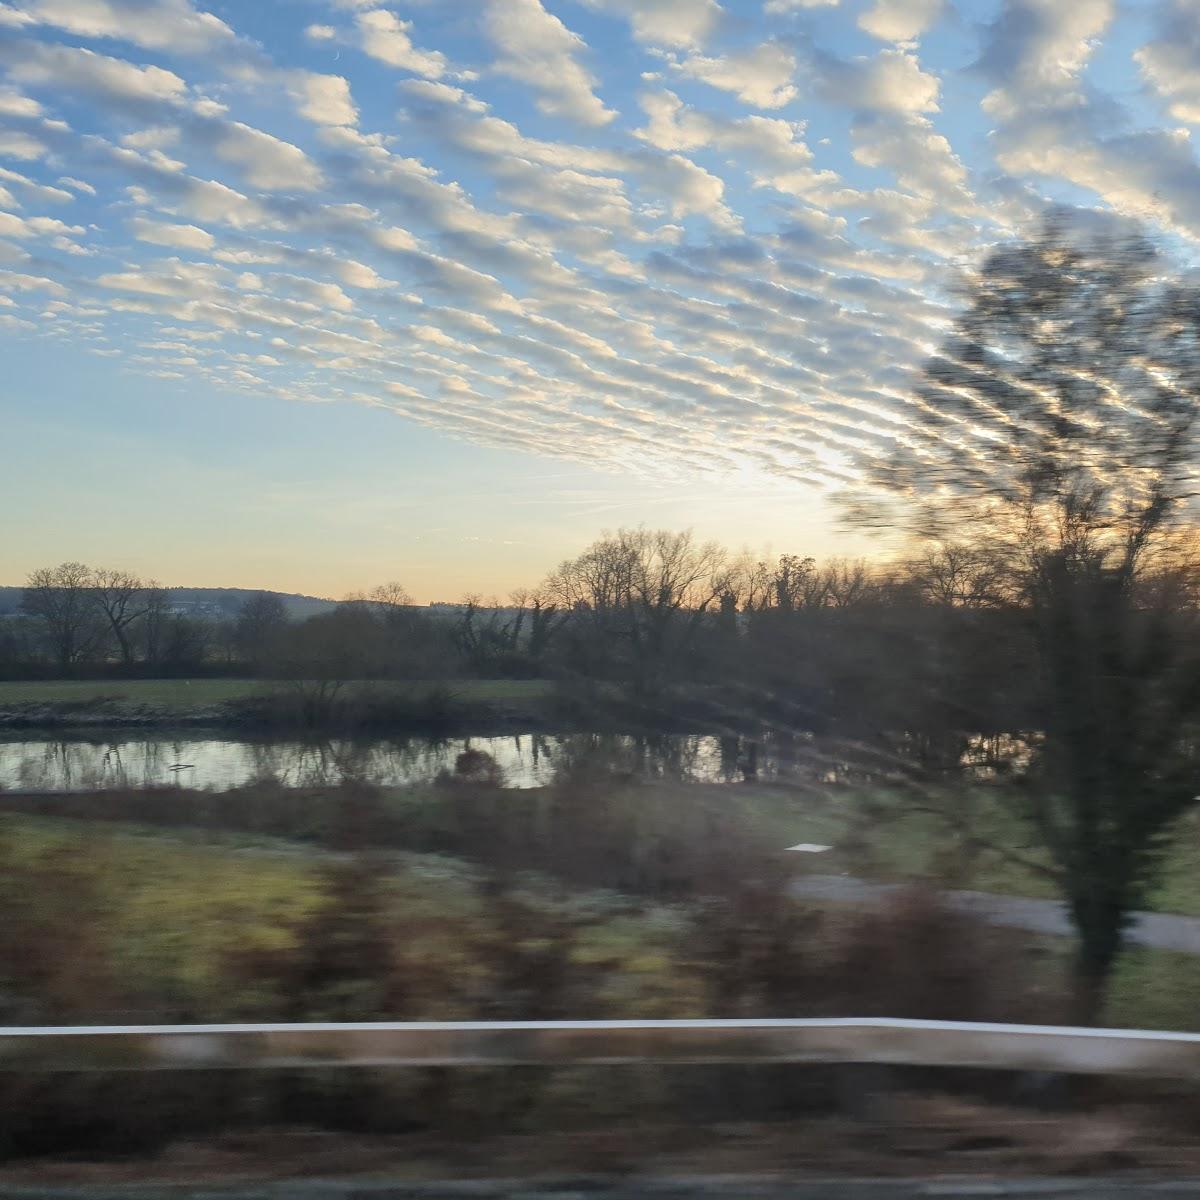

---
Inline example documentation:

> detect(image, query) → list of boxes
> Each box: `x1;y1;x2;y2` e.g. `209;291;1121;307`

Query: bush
823;884;1059;1023
447;748;506;787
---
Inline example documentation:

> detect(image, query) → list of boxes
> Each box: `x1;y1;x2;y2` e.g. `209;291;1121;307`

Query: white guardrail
2;1018;1200;1077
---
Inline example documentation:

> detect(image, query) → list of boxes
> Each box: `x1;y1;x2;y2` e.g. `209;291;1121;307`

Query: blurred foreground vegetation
3;763;1197;1032
4;756;1200;1158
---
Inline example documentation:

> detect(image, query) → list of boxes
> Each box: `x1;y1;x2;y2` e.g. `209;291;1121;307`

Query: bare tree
90;568;148;666
821;559;875;609
367;581;413;616
510;587;565;669
904;542;1009;609
20;562;103;670
275;605;376;723
718;554;773;615
721;553;822;614
451;593;558;676
451;594;501;675
366;581;418;671
775;554;822;611
849;213;1200;1022
161;613;212;668
546;528;727;692
234;592;289;670
139;583;170;667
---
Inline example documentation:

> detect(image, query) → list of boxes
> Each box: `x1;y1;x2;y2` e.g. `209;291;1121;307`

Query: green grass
747;788;1200;1029
0;812;704;1023
0;812;325;1015
771;784;1200;917
677;782;821;848
0;677;554;709
748;784;1050;888
1108;945;1200;1029
0;679;266;705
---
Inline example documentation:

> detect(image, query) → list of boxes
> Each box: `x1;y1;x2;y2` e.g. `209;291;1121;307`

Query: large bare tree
90;568;148;666
234;591;289;670
20;562;104;670
138;584;170;667
545;528;728;693
851;212;1200;1021
902;542;1009;610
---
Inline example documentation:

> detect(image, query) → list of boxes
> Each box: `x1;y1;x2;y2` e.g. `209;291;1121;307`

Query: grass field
774;783;1200;909
0;811;705;1023
2;805;1196;1030
0;678;555;709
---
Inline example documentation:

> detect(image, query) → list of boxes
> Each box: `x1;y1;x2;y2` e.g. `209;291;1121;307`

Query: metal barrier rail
3;1018;1200;1077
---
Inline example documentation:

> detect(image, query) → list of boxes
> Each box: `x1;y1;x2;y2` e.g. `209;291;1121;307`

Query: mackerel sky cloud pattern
1;0;1198;493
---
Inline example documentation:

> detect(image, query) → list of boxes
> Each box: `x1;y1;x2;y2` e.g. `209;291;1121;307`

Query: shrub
822;884;1058;1023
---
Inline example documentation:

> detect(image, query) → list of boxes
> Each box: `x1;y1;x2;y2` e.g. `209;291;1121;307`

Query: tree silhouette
851;212;1200;1022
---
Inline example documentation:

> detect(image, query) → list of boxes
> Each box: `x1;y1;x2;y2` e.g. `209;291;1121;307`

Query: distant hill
158;588;338;621
0;586;336;621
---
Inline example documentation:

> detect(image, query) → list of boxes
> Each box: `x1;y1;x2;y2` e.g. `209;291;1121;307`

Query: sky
0;0;1197;600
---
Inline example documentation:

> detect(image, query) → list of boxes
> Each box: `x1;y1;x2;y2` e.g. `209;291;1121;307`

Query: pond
0;730;1027;794
0;730;889;793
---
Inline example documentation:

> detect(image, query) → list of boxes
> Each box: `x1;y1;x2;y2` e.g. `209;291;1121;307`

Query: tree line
3;566;289;676
4;538;1039;716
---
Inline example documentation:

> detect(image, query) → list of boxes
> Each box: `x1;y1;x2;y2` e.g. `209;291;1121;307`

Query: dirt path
791;874;1200;955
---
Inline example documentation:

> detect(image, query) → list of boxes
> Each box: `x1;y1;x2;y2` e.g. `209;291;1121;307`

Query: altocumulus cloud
0;0;1199;490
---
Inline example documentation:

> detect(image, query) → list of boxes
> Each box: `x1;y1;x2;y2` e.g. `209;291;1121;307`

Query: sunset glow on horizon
3;0;1198;597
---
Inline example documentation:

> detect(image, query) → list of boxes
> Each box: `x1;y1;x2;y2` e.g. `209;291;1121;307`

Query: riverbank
0;678;778;738
0;679;561;734
0;678;830;738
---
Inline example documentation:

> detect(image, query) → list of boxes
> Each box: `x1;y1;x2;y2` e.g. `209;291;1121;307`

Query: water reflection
0;733;749;792
0;730;1029;794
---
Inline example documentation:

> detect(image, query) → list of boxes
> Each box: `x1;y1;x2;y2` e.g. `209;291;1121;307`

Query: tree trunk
1069;901;1125;1026
1069;962;1109;1027
114;625;134;666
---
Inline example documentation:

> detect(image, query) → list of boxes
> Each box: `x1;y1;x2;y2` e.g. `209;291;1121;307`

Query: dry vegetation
0;771;1071;1162
0;751;1193;1168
